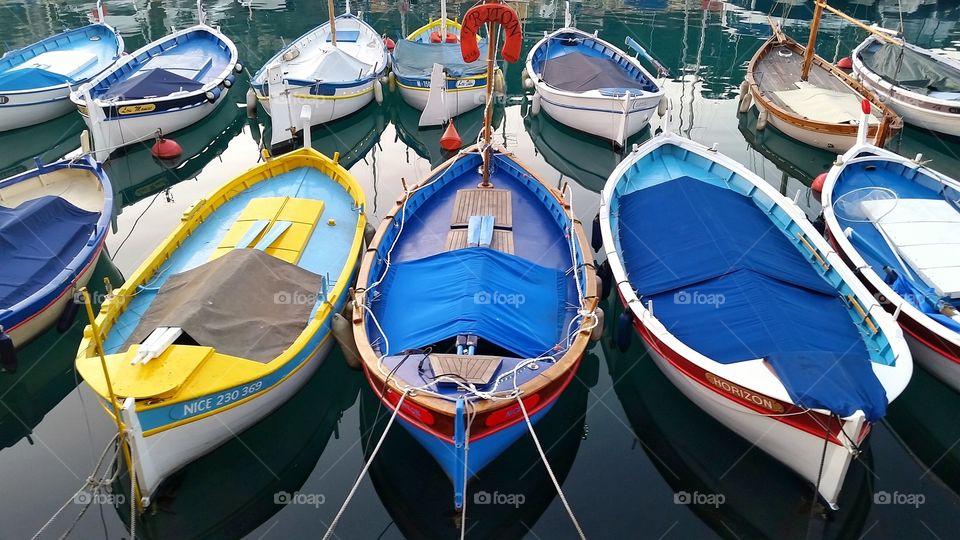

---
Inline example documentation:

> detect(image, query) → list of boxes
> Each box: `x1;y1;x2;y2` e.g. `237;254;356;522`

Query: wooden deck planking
754;44;861;113
429;354;502;385
451;188;513;228
445;229;515;254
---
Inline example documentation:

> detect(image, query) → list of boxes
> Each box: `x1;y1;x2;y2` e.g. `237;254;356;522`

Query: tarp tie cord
323;390;409;540
517;393;586;540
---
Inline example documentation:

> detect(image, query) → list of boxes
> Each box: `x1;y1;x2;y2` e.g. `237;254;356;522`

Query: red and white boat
821;138;960;393
598;132;912;509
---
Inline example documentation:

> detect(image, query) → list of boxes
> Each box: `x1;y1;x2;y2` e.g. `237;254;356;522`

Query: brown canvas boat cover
861;42;960;94
123;249;323;363
541;52;645;93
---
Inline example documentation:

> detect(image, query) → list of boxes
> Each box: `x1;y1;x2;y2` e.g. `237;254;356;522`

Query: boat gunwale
746;35;900;141
352;144;598;440
852;35;960;111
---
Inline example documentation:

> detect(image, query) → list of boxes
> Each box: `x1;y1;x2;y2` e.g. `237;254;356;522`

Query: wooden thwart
445;228;515;254
451;188;513;228
428;353;503;385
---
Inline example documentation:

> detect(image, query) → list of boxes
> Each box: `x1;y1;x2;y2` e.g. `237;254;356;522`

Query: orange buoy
151;137;183;160
384;37;396;51
812;172;827;194
440;121;462;151
836;56;853;70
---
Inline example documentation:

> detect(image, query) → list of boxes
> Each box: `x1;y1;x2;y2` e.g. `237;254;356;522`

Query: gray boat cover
123;249;323;363
392;39;488;78
541;52;646;93
861;42;960;94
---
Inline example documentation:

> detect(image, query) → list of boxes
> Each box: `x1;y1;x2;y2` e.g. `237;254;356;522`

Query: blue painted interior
0;24;121;92
104;167;360;353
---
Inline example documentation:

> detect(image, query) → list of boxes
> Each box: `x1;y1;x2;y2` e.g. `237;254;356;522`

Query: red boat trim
8;241;105;332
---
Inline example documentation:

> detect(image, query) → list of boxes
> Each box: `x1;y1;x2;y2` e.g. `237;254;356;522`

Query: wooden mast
479;5;498;188
328;0;337;46
817;1;902;45
800;0;824;81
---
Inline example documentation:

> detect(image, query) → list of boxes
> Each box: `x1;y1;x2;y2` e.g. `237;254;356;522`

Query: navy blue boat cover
104;69;204;100
618;177;888;420
0;196;99;308
373;248;566;358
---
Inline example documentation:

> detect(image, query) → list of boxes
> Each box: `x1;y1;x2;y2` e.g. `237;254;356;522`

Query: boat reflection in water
604;301;874;539
737;106;836;186
257;100;388;170
525;110;650;193
0;254;121;450
105;100;246;210
886;365;960;497
391;98;504;168
118;353;362;539
357;354;597;538
0;112;85;177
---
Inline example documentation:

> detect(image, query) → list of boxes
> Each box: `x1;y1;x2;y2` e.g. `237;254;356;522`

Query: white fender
657;95;668;116
531;92;541;116
374;79;384;104
757;108;768;130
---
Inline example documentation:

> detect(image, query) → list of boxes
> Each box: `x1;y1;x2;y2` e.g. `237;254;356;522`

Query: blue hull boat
598;132;912;508
71;4;240;160
0;155;112;363
0;22;123;131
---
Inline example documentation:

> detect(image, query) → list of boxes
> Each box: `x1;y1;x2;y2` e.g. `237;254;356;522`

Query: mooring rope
517;395;586;540
323;390;409;540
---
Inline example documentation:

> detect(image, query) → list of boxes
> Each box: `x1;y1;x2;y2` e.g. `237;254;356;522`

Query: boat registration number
0;96;8;104
118;103;156;115
176;380;265;419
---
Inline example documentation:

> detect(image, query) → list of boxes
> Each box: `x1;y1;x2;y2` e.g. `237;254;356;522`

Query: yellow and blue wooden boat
75;148;365;506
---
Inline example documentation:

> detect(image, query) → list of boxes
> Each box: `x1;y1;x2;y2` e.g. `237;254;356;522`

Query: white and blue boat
823;136;960;393
71;2;240;161
524;5;665;147
75;148;366;504
598;132;912;508
251;3;388;151
0;6;123;132
0;155;112;363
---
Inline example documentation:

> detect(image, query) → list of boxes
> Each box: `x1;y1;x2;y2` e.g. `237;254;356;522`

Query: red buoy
861;98;871;115
384;37;396;51
812;172;828;194
440;121;462;152
836;56;853;70
151;137;183;160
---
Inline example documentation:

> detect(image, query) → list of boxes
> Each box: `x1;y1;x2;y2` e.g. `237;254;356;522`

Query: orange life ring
460;2;523;64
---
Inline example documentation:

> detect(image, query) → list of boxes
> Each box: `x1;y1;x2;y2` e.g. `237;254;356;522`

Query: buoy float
388;71;397;93
523;76;534;90
332;313;361;369
836;56;853;70
756;109;768;130
430;31;458;43
597;259;613;301
56;297;79;333
812;172;827;195
615;310;633;352
373;79;384;104
0;328;16;374
591;213;603;252
384;37;396;51
245;87;258;117
494;69;505;96
658;95;668;116
440;120;462;151
151;137;183;160
531;92;541;116
364;221;377;246
590;307;605;342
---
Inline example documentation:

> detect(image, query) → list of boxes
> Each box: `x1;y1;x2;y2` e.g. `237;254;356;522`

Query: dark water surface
2;1;960;538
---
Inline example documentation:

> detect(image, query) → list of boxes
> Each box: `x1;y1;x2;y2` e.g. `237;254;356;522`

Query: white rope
517;395;585;539
323;390;409;540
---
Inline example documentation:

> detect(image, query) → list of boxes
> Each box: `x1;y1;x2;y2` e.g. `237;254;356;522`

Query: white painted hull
0;86;75;132
6;244;101;347
124;337;333;502
80;92;230;161
537;87;659;146
857;77;960;136
397;84;485;117
754;99;857;153
644;339;861;508
260;82;375;126
906;332;960;393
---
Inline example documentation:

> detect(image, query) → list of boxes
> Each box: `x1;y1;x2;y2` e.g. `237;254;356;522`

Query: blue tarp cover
373;247;566;358
618;177;888;420
393;39;489;78
104;68;203;100
0;67;72;91
0;195;99;308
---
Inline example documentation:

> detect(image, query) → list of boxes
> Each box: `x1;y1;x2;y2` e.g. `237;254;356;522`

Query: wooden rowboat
741;2;900;153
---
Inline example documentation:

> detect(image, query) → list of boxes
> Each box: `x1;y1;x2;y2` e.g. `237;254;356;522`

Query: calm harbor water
2;1;960;538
